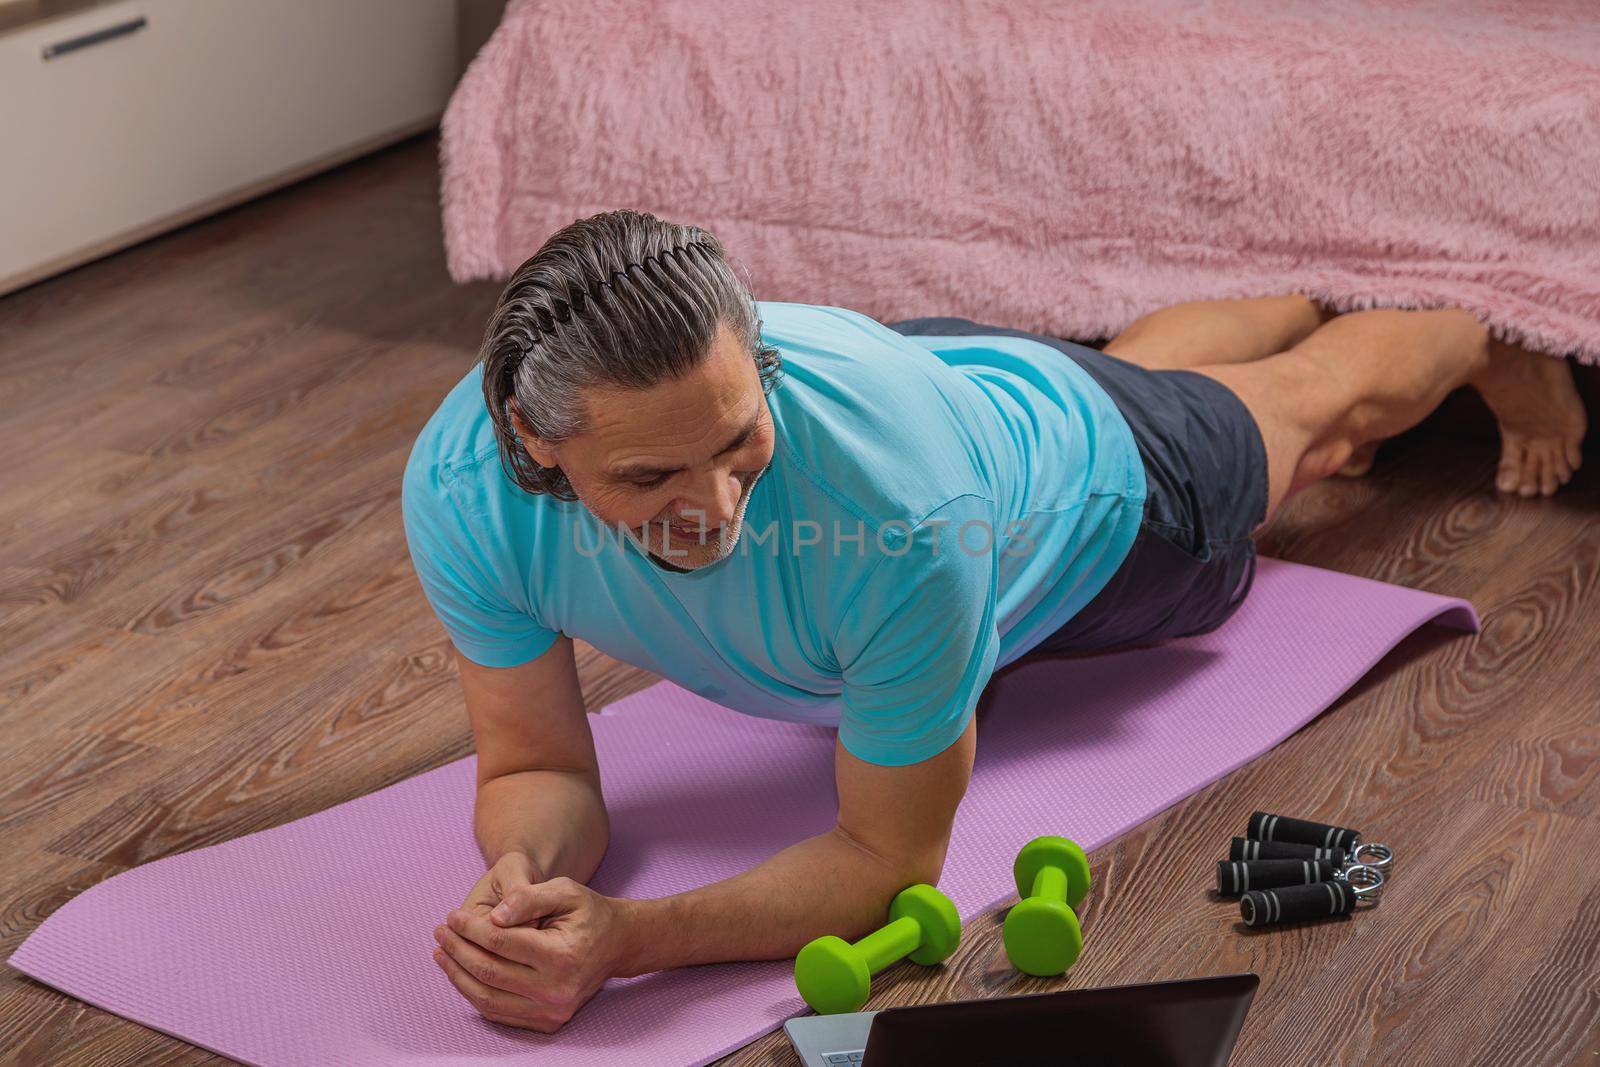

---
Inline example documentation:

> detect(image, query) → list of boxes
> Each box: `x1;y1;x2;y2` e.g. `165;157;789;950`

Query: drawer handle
42;16;148;61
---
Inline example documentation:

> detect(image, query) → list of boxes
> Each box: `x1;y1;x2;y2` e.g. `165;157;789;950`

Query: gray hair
479;209;782;500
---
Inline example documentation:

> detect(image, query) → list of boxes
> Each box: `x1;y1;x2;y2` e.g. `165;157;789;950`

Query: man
402;208;1571;1032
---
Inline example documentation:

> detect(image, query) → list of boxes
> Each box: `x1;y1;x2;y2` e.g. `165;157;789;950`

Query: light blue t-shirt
401;301;1146;766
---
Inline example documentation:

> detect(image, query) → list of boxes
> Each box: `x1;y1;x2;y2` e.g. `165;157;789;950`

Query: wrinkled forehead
575;328;767;460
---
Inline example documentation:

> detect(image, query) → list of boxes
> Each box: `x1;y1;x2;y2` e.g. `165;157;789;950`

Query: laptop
783;973;1259;1066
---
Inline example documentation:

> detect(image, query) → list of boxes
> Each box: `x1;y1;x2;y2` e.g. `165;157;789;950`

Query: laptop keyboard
822;1053;865;1064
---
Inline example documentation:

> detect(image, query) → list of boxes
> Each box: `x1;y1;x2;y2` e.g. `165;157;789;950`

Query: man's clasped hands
431;850;637;1032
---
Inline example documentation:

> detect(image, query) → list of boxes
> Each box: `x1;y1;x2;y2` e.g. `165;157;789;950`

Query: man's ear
508;410;560;469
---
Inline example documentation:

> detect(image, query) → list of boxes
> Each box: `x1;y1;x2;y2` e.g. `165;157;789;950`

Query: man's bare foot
1471;337;1587;496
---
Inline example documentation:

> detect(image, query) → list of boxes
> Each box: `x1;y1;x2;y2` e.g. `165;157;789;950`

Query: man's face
522;324;775;570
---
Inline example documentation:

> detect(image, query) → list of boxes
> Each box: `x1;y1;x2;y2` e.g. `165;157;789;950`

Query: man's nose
679;470;742;527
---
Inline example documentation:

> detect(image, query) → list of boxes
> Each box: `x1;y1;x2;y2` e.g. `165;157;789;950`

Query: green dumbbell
794;883;961;1014
1003;836;1091;977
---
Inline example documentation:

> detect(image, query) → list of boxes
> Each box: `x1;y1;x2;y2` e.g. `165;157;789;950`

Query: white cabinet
0;0;457;294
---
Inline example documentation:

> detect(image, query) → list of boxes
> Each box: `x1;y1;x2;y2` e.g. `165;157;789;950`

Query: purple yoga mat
9;558;1476;1066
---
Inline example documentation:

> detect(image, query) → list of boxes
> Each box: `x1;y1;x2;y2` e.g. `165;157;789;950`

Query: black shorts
885;315;1271;654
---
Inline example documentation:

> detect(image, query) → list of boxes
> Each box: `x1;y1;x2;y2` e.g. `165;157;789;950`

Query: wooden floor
2;134;1597;1066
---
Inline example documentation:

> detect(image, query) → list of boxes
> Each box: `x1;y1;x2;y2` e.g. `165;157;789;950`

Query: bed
439;0;1600;369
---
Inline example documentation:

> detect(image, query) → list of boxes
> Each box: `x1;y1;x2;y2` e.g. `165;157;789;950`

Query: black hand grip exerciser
1229;837;1347;866
1240;879;1359;927
1247;811;1361;851
1217;858;1336;896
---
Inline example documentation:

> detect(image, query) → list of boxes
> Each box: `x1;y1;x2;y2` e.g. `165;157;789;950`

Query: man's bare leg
1102;293;1389;479
1186;308;1492;525
1101;293;1338;370
1106;294;1587;495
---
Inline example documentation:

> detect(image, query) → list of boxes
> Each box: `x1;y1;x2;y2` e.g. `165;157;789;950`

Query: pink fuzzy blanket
440;0;1600;364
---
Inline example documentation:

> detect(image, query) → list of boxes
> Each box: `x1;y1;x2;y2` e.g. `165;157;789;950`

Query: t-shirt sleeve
832;497;1001;767
401;459;559;669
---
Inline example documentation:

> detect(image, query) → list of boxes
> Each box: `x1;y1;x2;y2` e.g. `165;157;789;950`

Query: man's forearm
475;769;609;882
610;827;940;977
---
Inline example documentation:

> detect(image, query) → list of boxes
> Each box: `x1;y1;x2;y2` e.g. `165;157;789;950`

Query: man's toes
1538;448;1561;496
1527;439;1578;495
1553;455;1574;488
1497;436;1527;494
1500;437;1578;496
1517;446;1542;497
1565;435;1585;472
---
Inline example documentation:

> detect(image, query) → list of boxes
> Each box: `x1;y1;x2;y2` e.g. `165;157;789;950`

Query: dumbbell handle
1217;859;1336;896
852;915;923;972
1230;837;1346;866
1240;879;1358;927
1248;811;1361;851
1029;865;1069;902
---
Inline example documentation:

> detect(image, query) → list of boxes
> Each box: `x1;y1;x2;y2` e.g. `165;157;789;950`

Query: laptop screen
862;973;1259;1067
